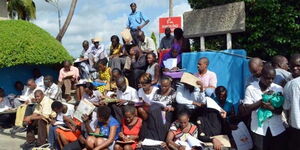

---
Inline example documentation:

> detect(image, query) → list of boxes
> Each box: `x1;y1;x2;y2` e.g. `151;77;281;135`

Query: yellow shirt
99;67;111;82
110;44;122;56
33;96;56;119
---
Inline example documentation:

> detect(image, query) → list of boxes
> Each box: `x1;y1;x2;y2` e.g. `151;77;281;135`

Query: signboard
159;16;181;33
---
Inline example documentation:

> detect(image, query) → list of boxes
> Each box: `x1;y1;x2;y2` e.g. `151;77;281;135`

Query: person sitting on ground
243;65;286;150
194;57;217;96
33;68;45;90
271;55;291;86
214;86;236;122
246;57;263;87
145;53;160;85
161;43;182;72
126;2;150;45
176;80;206;123
138;30;157;55
44;75;62;101
0;88;13;130
114;105;143;150
158;27;174;53
166;111;198;150
172;28;190;53
95;58;111;93
15;81;28;97
86;37;106;68
125;45;147;89
58;60;79;101
48;101;75;149
82;82;102;107
109;35;125;70
283;53;300;149
139;76;176;142
53;102;81;149
137;73;159;120
105;68;129;95
21;90;56;149
85;106;121;150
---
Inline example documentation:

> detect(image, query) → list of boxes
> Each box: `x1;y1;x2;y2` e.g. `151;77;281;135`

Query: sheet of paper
151;100;167;107
232;122;253;150
206;97;224;112
187;135;204;147
141;139;163;146
73;99;96;122
180;72;200;88
175;140;192;150
163;58;177;70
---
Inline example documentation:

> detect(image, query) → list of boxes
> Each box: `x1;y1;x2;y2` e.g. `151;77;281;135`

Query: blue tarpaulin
182;49;251;106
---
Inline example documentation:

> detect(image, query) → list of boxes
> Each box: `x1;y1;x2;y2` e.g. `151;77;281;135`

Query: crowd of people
0;2;299;150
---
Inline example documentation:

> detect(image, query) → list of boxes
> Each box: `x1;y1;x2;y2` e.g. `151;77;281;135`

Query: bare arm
151;64;160;85
166;131;181;150
94;126;117;150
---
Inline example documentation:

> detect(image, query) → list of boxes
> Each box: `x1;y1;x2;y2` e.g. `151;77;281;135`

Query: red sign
159;17;182;33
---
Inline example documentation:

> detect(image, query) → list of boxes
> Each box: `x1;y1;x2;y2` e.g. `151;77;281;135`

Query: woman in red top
114;105;143;150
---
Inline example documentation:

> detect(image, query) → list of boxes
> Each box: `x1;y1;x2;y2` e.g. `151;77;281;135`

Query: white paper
151;100;167;107
187;135;204;147
175;140;192;150
73;99;96;122
206;97;224;112
54;121;65;125
141;139;163;146
163;58;177;70
232;122;253;150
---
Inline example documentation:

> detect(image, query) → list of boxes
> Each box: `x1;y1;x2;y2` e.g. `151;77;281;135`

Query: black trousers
63;140;85;150
130;29;140;45
251;128;286;150
287;127;300;150
0;114;12;127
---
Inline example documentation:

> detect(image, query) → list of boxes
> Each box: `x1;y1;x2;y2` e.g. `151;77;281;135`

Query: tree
151;32;157;49
188;0;300;60
55;0;78;42
7;0;36;21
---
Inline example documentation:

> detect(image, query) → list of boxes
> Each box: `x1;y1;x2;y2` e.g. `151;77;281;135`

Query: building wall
0;0;8;20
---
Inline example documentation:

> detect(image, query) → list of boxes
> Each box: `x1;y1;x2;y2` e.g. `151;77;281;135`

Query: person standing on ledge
126;3;150;45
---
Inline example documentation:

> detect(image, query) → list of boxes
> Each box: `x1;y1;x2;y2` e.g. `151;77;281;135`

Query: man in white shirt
86;38;106;68
243;65;286;150
283;53;300;149
44;75;62;101
137;31;157;55
33;68;45;90
15;81;28;96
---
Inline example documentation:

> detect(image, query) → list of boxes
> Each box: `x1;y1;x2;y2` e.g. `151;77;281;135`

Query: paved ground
0;128;26;150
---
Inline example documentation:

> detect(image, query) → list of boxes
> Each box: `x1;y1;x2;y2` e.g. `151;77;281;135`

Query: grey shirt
159;35;174;49
274;68;291;85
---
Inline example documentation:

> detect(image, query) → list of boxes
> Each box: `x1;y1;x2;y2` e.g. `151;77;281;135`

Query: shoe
15;127;27;133
20;141;36;150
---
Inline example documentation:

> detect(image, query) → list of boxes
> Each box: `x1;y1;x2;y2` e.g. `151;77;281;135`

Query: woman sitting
108;35;124;70
85;106;121;150
145;53;160;85
96;58;111;93
172;28;191;53
166;111;198;150
161;44;182;72
82;82;102;107
114;106;143;150
140;76;176;142
137;73;159;120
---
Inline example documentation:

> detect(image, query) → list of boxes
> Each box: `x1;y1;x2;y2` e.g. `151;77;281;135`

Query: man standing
271;55;291;86
158;27;174;52
44;75;62;101
195;57;217;96
21;90;55;149
283;53;300;150
138;30;156;55
127;3;150;45
243;65;286;150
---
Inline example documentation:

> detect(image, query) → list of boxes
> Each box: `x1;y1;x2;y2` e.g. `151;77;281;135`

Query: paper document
74;99;96;122
232;122;253;150
141;139;163;146
206;97;224;112
163;58;177;70
180;73;200;88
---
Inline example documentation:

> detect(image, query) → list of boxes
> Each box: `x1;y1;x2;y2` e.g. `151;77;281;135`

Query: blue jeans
48;125;59;149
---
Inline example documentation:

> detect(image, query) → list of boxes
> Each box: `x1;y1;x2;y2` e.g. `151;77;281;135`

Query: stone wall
0;0;8;20
183;2;245;38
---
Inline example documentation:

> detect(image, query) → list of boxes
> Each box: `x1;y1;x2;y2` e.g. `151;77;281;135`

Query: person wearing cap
86;37;106;68
127;3;150;45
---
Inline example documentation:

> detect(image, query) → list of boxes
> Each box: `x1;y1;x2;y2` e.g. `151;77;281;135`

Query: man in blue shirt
127;3;150;45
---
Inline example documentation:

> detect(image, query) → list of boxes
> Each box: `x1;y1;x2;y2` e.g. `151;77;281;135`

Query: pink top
58;66;79;82
194;70;217;88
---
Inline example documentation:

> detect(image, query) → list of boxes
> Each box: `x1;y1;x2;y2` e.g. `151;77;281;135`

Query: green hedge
0;20;73;68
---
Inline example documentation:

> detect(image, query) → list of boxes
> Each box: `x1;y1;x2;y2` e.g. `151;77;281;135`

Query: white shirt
243;81;285;136
0;97;12;112
21;87;44;102
138;86;159;105
82;90;102;103
86;44;106;62
44;83;62;101
176;84;206;109
139;37;157;55
35;76;45;90
116;86;139;104
21;86;29;95
283;77;300;129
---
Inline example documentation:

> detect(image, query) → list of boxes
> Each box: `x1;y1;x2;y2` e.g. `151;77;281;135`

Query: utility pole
169;0;173;17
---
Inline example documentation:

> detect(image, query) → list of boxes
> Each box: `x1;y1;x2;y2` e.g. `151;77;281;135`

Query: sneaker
15;127;27;133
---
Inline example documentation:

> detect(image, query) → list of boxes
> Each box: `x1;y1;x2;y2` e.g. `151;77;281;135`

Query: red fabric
159;49;171;65
122;117;143;149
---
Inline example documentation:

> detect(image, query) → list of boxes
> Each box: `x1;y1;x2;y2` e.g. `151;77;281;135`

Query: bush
0;20;73;68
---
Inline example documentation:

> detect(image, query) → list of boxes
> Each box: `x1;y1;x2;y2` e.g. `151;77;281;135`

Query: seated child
85;106;121;150
114;105;143;150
